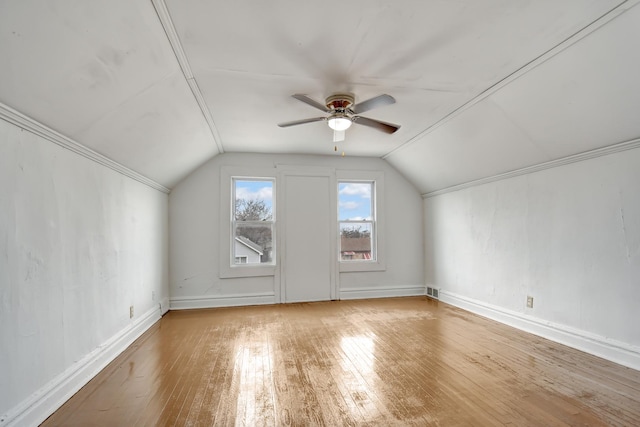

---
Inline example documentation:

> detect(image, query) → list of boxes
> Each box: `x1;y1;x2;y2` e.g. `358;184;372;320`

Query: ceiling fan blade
292;94;329;112
353;116;401;134
278;117;326;128
352;94;396;114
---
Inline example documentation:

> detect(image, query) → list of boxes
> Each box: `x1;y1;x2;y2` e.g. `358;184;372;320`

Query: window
232;178;275;266
338;181;375;262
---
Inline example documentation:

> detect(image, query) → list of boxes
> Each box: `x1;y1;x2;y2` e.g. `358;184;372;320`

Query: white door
281;173;334;303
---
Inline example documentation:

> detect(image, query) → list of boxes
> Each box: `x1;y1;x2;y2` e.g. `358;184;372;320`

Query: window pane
235;223;273;264
340;222;372;261
234;180;273;221
338;182;372;221
233;178;275;266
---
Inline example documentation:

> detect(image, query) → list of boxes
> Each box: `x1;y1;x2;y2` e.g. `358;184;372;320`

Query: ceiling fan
278;93;401;141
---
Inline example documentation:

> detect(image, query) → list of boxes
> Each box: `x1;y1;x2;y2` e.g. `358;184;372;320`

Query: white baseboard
3;305;162;427
170;287;427;309
160;297;170;315
170;292;276;310
340;284;426;300
439;290;640;371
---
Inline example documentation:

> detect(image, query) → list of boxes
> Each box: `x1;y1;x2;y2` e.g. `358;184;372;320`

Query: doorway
280;171;335;302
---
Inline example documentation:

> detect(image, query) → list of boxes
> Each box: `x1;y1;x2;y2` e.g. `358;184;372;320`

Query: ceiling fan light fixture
327;115;352;131
278;93;399;134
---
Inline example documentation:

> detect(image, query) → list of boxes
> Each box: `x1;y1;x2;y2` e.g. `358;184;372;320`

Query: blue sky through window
235;180;273;209
338;182;372;220
234;180;372;219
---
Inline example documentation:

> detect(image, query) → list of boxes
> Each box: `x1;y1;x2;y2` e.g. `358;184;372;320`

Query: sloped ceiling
1;0;638;190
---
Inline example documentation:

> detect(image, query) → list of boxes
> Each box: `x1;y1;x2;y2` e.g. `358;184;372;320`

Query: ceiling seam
151;0;225;154
0;102;171;194
490;100;552;160
421;137;640;199
71;70;178;137
383;0;640;160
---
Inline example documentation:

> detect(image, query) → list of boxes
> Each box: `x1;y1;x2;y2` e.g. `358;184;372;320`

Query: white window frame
220;167;277;278
337;170;386;272
339;181;376;261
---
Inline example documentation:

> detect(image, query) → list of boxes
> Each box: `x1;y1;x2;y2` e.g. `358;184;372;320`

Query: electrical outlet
152;290;156;301
526;296;534;308
129;305;134;318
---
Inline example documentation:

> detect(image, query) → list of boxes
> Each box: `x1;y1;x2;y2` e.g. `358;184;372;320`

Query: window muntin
232;179;275;266
338;181;375;262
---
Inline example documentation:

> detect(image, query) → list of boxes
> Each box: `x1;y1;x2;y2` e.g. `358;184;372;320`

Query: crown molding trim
422;137;640;199
385;0;640;160
151;0;224;154
0;102;170;194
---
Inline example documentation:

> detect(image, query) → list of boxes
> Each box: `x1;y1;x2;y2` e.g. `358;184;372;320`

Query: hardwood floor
43;297;640;426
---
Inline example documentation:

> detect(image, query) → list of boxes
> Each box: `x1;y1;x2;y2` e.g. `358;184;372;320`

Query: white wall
424;147;640;369
0;118;169;426
169;153;424;308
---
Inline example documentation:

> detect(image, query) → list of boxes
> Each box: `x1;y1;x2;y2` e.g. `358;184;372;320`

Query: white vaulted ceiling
1;0;639;190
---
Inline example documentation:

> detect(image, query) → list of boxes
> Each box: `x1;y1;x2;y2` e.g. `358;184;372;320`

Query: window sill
219;264;277;279
339;260;386;272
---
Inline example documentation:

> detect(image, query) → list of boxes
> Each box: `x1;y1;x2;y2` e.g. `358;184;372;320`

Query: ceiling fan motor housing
325;94;355;112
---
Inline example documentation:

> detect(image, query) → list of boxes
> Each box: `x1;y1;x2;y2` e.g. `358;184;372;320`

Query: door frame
276;166;337;303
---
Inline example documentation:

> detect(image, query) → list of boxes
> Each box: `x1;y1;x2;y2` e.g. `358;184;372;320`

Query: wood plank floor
43;297;640;426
